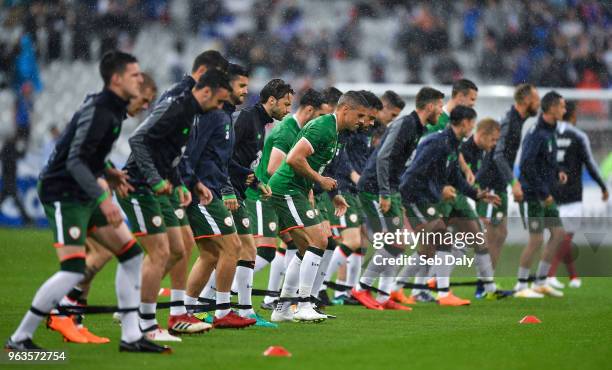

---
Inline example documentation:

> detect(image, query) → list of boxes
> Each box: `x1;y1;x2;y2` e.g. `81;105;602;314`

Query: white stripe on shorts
409;204;426;224
199;205;221;235
486;190;494;219
339;215;347;227
284;195;304;226
256;200;264;236
54;201;64;244
372;200;388;231
131;198;147;233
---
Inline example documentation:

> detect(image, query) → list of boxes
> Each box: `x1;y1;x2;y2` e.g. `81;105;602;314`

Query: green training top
246;115;302;200
268;114;339;196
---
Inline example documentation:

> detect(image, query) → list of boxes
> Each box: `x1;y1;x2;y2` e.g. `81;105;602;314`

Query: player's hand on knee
100;197;123;228
442;186;456;201
258;183;272;199
379;196;391;213
333;195;349;217
177;185;192;206
195;182;213;205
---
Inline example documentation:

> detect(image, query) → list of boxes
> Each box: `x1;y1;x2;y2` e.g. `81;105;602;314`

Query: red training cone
519;315;541;324
263;346;292;357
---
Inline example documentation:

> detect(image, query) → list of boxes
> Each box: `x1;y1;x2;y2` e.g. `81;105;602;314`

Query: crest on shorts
69;226;81;240
152;216;162;227
496;211;503;219
269;222;277;231
427;207;436;216
392;217;400;225
349;214;358;223
224;217;234;227
306;210;315;219
242;218;250;228
314;209;320;216
531;221;539;230
175;209;185;220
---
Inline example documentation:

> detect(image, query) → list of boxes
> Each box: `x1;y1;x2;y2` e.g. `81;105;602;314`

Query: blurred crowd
1;0;610;91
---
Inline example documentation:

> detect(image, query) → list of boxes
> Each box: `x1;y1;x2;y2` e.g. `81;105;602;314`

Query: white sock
11;270;84;342
276;254;301;313
325;246;349;283
235;263;255;317
139;302;157;331
311;249;333;294
254;254;270;273
298;248;322;309
265;251;285;303
169;289;187;316
517;266;530;290
431;251;454;298
185;295;197;313
536;261;551;286
200;272;216;301
116;254;143;342
215;291;231;318
412;273;428;296
346;253;362;288
285;248;297;270
376;276;395;303
475;253;496;293
334;278;347;298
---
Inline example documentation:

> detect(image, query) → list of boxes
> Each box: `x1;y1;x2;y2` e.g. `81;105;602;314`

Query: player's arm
229;111;255;184
376;120;406;198
579;132;608;196
493;120;517;185
458;152;475;185
521;134;547;198
268;148;287;176
129;100;181;193
286;137;335;191
180;115;214;191
66;107;112;204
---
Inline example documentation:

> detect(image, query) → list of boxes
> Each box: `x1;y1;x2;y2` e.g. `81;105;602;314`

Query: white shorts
559;202;583;233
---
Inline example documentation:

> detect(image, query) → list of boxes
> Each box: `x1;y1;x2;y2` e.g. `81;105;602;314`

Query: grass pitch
1;228;611;370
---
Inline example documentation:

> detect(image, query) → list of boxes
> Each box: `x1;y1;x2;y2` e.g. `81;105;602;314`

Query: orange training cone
263;346;292;357
519;315;541;324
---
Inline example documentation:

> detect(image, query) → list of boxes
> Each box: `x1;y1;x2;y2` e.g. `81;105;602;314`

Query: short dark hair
415;87;445;109
563;100;577;121
541;91;563;113
299;89;325;109
337;90;368;108
228;63;249;80
451;79;478;98
381;90;405;110
322;87;343;106
99;50;138;86
450;105;477;126
192;50;229;73
359;90;383;111
259;79;294;104
194;69;232;92
514;83;535;104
